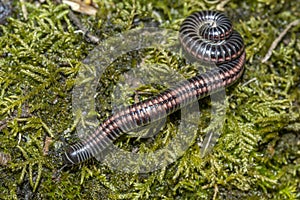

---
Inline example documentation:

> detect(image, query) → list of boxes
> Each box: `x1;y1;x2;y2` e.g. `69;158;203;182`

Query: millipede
62;10;246;165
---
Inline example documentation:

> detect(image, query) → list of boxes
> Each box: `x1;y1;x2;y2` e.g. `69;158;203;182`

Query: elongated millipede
62;10;246;165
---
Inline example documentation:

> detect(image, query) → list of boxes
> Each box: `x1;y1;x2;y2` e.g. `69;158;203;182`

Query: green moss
0;0;299;199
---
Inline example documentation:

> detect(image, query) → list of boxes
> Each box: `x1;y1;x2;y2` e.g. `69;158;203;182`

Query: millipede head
62;147;78;166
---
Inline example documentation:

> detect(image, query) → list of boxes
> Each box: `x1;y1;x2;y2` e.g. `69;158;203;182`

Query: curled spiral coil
62;10;246;166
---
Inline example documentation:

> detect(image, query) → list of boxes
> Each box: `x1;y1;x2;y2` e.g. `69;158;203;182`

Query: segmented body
63;10;246;165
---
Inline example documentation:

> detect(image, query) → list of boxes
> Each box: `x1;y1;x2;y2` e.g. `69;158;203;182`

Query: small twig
261;19;300;63
212;184;219;200
68;10;100;44
20;0;28;20
242;77;257;87
43;136;52;156
0;152;11;166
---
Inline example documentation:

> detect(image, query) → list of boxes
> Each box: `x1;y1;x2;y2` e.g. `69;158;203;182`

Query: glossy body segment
182;10;233;41
179;11;244;63
62;10;246;165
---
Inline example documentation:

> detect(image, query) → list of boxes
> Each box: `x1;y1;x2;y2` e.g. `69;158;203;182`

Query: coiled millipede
62;10;246;165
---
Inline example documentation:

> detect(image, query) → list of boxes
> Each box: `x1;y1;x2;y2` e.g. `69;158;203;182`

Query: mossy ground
0;0;299;199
